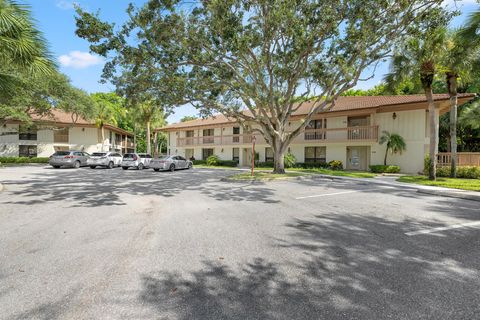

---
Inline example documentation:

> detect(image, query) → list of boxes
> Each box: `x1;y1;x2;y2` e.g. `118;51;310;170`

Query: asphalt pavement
0;165;479;319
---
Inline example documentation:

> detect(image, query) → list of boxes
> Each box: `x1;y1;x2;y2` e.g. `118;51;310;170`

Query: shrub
424;154;431;176
0;157;49;164
206;154;220;166
192;160;206;165
295;162;329;169
257;161;274;168
369;165;401;173
217;160;238;167
437;166;480;179
328;160;343;170
284;153;297;168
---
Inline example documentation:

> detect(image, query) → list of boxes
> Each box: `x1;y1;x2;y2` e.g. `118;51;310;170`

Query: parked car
87;152;123;169
49;151;90;169
121;153;152;170
150;155;193;172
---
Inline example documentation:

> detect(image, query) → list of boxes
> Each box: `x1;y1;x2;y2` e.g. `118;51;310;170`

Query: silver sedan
150;155;193;172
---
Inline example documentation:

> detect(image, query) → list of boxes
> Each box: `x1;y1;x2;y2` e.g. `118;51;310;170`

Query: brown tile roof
159;93;476;131
28;109;133;136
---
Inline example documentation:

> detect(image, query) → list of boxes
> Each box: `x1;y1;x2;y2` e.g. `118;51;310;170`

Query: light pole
251;135;256;176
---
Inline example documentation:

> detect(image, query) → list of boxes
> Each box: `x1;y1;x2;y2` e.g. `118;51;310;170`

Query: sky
23;0;480;123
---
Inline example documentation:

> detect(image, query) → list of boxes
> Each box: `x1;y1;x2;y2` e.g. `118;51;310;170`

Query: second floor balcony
176;125;379;147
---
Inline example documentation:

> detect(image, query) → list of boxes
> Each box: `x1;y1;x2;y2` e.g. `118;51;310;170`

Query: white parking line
405;221;480;236
295;189;375;199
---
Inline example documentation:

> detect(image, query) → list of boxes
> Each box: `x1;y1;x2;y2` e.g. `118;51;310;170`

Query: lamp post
251;135;256;176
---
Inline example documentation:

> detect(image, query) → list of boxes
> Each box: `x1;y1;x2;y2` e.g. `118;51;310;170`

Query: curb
416;188;480;202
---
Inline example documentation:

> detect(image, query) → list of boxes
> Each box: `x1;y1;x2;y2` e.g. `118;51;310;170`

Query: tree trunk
446;72;458;178
425;87;437;181
384;147;388;166
146;120;151;155
133;124;137;153
101;125;105;152
272;136;287;174
153;131;158;158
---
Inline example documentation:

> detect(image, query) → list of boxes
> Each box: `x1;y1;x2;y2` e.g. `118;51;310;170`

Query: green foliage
424;154;431;175
217;160;238;167
180;116;198;122
75;0;449;172
206;154;220;166
436;166;480;179
283;153;296;168
379;131;407;165
192;160;207;165
0;0;55;95
257;161;274;168
0;157;49;164
295;162;330;169
369;165;401;173
328;160;343;171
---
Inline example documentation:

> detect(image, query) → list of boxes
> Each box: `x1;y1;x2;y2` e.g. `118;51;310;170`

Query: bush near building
0;157;49;164
369;165;401;173
436;166;480;179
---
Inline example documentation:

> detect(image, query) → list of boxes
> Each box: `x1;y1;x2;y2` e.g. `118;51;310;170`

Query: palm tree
92;94;119;152
385;28;446;180
379;131;406;165
0;0;54;93
440;29;479;178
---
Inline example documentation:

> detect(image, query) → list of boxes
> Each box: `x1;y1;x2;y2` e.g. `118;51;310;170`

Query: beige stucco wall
165;108;433;173
0;125;130;158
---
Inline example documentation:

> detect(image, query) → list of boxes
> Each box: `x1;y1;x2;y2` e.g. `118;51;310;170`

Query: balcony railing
177;125;379;147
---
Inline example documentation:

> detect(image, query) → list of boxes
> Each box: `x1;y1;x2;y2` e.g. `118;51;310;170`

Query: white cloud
56;1;76;10
58;51;104;69
443;0;478;7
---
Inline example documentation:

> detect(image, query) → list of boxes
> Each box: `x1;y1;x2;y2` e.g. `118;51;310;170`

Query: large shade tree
76;0;449;173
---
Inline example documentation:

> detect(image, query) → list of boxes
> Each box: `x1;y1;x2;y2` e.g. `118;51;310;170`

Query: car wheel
169;164;175;172
154;168;160;172
107;161;114;169
188;163;192;169
52;165;60;169
89;166;96;169
74;161;80;169
122;167;128;170
138;163;144;170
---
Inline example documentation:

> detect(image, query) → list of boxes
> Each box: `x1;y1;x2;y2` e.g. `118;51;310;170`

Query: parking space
0;165;479;319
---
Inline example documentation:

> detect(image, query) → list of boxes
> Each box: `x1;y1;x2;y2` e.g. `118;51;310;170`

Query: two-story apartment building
0;109;135;157
157;94;475;174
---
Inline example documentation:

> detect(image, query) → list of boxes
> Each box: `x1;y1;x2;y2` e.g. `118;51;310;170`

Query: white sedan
150;155;193;172
87;152;123;169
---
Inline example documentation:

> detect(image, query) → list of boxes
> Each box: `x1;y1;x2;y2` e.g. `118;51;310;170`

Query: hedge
436;166;480;179
192;159;238;167
0;157;49;164
294;162;329;169
369;165;401;173
192;160;207;165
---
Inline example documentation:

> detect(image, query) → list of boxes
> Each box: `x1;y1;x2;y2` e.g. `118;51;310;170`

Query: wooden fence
437;153;480;167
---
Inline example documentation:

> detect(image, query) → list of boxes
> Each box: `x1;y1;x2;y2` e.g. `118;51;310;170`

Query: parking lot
0;165;479;319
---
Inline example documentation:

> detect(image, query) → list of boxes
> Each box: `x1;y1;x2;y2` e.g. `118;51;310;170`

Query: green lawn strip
397;176;480;192
288;167;376;178
228;171;307;181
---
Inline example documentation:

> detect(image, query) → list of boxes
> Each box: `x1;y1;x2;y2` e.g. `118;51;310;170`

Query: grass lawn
398;176;480;192
289;167;376;178
228;171;307;181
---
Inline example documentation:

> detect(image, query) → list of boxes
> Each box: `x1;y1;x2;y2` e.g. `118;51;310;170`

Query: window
53;127;69;143
73;152;83;156
19;145;37;157
186;130;194;137
19;125;37;141
233;127;240;143
305;119;326;140
202;148;214;159
265;147;274;162
203;129;215;144
232;148;239;162
305;147;326;163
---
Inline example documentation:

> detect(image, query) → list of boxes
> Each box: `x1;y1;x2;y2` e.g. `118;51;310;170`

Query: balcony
176;125;379;147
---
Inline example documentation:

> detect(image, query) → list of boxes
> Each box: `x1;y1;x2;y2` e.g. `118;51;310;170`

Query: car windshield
123;154;135;159
92;153;107;157
139;154;148;158
158;156;169;160
53;151;70;156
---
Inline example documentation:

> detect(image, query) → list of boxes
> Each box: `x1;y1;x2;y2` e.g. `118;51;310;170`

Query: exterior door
347;147;368;171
